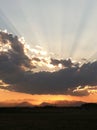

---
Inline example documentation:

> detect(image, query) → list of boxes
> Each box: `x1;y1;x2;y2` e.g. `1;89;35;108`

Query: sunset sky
0;0;97;106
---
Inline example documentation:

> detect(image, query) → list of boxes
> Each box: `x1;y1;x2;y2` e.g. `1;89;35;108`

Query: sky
0;0;97;106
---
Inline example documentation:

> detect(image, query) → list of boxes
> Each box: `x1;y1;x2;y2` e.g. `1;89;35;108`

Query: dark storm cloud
0;31;32;68
6;61;97;96
51;58;79;68
0;31;97;96
0;31;34;86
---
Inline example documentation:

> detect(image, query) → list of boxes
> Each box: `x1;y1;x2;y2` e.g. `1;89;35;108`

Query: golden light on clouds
19;36;64;72
73;86;97;95
0;41;11;52
0;80;9;88
0;30;97;107
0;89;97;106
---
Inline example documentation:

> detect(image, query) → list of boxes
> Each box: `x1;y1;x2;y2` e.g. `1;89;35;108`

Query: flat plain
0;106;97;130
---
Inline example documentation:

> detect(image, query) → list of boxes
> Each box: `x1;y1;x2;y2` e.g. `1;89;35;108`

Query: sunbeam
0;0;97;60
69;0;96;58
0;9;20;36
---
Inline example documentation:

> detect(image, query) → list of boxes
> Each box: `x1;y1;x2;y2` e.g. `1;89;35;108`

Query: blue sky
0;0;97;60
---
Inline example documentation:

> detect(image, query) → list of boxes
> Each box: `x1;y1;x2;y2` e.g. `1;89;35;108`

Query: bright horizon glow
0;89;97;105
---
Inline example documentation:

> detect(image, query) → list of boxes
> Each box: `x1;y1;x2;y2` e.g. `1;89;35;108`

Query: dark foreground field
0;106;97;130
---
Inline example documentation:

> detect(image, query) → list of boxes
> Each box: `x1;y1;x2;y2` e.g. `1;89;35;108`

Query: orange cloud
0;89;97;107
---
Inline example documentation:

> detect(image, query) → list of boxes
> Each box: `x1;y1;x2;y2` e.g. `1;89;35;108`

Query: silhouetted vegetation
81;103;97;109
0;103;97;130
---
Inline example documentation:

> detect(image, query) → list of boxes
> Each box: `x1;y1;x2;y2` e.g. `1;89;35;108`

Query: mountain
40;100;85;107
0;100;97;108
0;101;33;107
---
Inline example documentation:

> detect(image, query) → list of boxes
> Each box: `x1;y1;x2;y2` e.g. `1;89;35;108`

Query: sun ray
69;0;95;58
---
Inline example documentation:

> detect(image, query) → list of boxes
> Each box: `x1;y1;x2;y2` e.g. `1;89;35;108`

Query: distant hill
0;100;97;108
40;100;85;107
0;101;33;107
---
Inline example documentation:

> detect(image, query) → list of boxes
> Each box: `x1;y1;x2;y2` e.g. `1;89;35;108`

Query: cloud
51;58;79;68
0;31;32;68
0;30;97;96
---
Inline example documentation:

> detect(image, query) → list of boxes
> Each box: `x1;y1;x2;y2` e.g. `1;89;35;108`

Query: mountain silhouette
40;100;85;107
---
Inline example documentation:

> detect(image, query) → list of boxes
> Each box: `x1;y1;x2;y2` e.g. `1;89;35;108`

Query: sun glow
0;80;9;88
0;41;11;52
0;30;64;73
73;86;97;95
0;0;97;108
19;36;64;72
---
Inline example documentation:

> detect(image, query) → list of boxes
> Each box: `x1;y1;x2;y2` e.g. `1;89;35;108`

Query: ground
0;107;97;130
